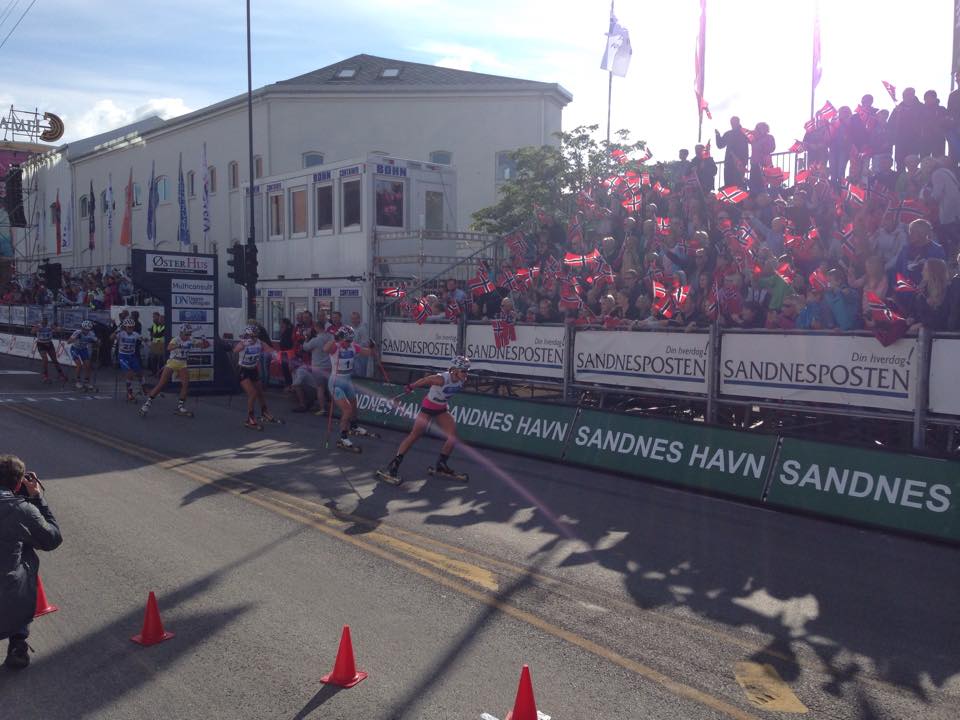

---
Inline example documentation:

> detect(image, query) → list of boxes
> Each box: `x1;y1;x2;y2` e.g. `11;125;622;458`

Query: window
425;191;444;231
429;150;452;165
379;68;401;78
496;151;517;182
209;166;217;194
289;187;307;236
375;179;404;228
156;176;170;203
133;182;142;207
229;161;239;190
187;171;195;197
341;179;361;229
254;156;263;179
315;184;333;232
335;68;356;79
303;152;324;168
269;193;284;238
100;190;109;215
80;195;88;219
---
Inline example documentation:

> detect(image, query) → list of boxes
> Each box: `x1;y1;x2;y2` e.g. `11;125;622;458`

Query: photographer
0;455;62;669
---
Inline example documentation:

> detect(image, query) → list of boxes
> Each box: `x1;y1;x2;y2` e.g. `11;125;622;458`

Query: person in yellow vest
147;311;166;377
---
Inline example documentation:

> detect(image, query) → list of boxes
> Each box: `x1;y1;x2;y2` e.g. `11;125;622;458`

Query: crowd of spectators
1;266;138;309
411;81;960;338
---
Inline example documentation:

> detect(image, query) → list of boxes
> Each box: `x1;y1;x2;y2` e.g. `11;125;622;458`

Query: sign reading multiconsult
464;324;565;378
928;338;960;416
720;332;917;411
380;321;458;369
575;330;709;393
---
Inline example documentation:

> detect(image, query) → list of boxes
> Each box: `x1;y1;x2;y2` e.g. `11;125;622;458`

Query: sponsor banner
769;438;959;542
146;253;215;275
9;306;25;326
172;293;215;309
380;321;458;368
464;324;565;378
565;409;774;499
720;333;917;411
354;379;577;459
574;330;709;394
174;308;214;324
0;332;70;362
171;278;215;295
59;309;85;330
929;338;960;416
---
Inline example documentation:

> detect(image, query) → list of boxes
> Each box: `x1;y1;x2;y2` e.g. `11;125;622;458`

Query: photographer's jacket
0;489;62;638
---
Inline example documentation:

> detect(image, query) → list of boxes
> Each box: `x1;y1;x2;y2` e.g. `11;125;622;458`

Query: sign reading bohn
0;108;64;143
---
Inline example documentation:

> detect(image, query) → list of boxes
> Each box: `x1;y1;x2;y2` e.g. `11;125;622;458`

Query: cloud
68;98;193;141
414;42;508;72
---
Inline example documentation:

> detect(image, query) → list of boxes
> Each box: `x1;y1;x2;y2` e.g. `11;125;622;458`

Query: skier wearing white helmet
139;323;210;417
111;317;146;402
322;324;377;452
67;320;99;390
233;325;279;430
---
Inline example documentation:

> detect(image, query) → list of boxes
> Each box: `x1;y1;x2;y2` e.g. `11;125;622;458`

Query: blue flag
178;153;190;246
146;160;157;247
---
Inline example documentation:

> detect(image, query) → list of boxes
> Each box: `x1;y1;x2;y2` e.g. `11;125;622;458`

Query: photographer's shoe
5;636;30;669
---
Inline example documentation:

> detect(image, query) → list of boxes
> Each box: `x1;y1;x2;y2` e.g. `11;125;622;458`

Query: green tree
470;125;649;234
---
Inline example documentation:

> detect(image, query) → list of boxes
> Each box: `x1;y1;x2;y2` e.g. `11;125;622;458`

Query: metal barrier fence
0;303;113;332
715;149;804;188
375;317;960;453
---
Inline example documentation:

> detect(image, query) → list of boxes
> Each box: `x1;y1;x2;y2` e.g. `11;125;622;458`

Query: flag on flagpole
88;179;96;251
177;153;190;246
600;8;632;77
107;173;114;247
812;3;822;105
202;142;210;244
53;190;61;255
882;80;897;102
694;0;710;120
146;160;158;247
62;185;74;253
120;168;133;247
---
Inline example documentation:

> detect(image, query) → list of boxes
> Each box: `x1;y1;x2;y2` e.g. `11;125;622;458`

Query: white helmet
122;317;136;329
243;325;258;338
335;325;355;342
450;355;471;372
180;324;194;336
80;320;93;331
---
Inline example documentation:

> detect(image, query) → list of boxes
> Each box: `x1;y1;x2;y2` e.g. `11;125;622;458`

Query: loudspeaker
4;166;27;228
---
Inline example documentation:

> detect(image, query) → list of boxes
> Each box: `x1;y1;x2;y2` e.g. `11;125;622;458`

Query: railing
714;149;806;188
373;317;960;455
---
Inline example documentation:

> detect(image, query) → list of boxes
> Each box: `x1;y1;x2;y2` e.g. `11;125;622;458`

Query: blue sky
2;0;954;158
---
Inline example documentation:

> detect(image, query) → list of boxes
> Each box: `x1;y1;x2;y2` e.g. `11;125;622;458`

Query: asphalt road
0;353;958;720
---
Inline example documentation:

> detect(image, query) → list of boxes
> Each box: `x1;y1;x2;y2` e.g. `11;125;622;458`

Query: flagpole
810;0;819;120
606;0;614;145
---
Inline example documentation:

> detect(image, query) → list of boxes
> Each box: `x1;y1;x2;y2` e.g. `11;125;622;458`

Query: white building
19;54;571;319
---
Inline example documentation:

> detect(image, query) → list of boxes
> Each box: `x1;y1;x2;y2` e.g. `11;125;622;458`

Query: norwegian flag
602;174;625;191
468;270;496;298
895;273;918;296
567;215;584;246
590;258;617;287
718;284;741;313
602;314;622;329
816;101;838;124
639;171;651;187
621;193;643;214
837;224;857;262
651;279;668;299
795;168;812;185
413;297;432;325
563;249;601;272
610;148;629;165
492;318;511;348
716;186;749;204
543;254;561;280
515;266;539;289
808;268;830;292
653;294;676;319
673;284;691;310
445;298;462;321
498;268;522;292
558;284;584;311
775;261;796;285
866;291;908;346
882;80;897;103
803;118;817;133
843;182;866;207
382;284;407;298
763;166;789;186
788;140;805;153
655;216;671;235
652;181;672;197
504;229;528;259
705;290;719;320
735;221;758;250
886;199;926;225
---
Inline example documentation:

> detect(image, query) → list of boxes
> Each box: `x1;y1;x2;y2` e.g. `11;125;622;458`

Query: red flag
895;273;918;295
621;193;643;214
504;229;527;259
413;298;432;325
652;181;671;197
866;291;908;346
775;261;796;285
716;186;749;204
468;271;496;297
804;118;817;133
843;182;866;207
119;168;133;248
808;268;829;292
382;285;407;298
788;140;804;153
816;101;837;124
610;148;629;165
795;168;812;184
655;216;671;235
882;80;897;103
445;299;462;321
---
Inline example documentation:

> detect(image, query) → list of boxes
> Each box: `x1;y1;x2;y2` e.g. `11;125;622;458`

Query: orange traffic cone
131;591;174;646
320;625;367;688
34;575;59;618
505;665;538;720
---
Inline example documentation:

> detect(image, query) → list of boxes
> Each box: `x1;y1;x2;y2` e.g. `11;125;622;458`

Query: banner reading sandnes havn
574;330;709;394
720;332;917;411
464;323;565;379
380;320;458;368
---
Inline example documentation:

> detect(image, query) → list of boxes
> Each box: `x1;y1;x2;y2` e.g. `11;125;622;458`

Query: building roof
66;116;166;160
276;54;571;101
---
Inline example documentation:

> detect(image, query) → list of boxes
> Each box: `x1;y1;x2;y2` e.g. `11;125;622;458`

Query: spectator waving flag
882;80;897;102
866;292;908;347
600;8;632;78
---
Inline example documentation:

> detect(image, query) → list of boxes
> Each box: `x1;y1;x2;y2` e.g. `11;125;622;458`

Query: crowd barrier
353;379;960;543
376;320;960;447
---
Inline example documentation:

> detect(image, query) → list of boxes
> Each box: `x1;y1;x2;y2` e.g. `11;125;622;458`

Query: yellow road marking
6;403;765;719
734;662;808;713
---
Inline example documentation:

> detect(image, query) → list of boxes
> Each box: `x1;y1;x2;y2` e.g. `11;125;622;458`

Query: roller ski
336;437;362;453
244;415;263;431
349;426;379;439
427;462;469;483
173;403;194;418
376;458;403;485
258;412;285;425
